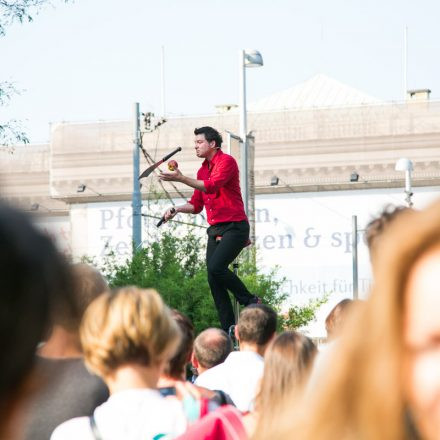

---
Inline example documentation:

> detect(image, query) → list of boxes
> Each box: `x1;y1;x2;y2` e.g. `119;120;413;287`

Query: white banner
66;186;439;336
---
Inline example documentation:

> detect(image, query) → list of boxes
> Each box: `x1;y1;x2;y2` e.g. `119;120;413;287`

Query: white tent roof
247;74;380;111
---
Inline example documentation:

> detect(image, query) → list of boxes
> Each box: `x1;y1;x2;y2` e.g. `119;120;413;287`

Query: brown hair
258;200;440;439
80;287;180;377
365;204;410;261
163;310;194;380
254;331;317;437
0;202;73;436
55;263;108;330
325;299;355;340
238;304;277;346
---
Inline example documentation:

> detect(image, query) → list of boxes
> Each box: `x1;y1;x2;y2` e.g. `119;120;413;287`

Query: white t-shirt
51;388;187;440
195;351;264;412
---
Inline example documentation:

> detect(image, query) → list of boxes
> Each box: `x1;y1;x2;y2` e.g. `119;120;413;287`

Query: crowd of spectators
4;198;440;439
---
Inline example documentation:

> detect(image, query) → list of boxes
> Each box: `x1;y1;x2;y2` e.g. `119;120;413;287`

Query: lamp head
395;158;414;172
350;171;359;182
244;50;263;68
270;176;279;186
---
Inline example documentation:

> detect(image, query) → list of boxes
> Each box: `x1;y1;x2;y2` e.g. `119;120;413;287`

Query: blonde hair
80;286;180;377
259;200;440;440
324;299;364;340
365;204;411;270
254;331;317;438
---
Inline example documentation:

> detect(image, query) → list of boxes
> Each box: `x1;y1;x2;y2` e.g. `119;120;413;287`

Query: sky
1;0;439;143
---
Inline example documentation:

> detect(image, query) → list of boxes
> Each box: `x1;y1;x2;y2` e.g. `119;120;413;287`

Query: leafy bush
280;295;329;331
93;227;326;334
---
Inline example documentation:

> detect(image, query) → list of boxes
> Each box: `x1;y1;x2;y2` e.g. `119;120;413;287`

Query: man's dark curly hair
194;126;223;149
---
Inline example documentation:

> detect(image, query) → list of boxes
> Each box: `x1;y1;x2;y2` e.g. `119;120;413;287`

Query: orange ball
168;160;178;171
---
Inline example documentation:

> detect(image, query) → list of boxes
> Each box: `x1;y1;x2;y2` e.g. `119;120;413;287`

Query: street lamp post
395;157;414;207
132;102;142;251
239;49;263;215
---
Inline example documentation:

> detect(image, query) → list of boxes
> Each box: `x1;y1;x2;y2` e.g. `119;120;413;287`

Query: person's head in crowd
0;201;74;438
40;263;109;358
162;310;194;381
65;263;108;330
81;287;180;390
325;299;358;341
191;328;233;375
365;204;409;266
236;304;277;355
258;199;440;440
252;331;317;437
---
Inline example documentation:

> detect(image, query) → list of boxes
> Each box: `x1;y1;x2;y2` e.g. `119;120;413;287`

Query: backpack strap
89;414;103;440
215;390;229;406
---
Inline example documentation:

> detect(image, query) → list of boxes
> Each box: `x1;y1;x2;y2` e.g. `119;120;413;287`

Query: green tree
95;225;327;335
0;81;28;149
0;0;69;148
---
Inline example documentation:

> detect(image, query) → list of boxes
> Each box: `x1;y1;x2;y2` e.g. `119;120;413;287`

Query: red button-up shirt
188;149;248;225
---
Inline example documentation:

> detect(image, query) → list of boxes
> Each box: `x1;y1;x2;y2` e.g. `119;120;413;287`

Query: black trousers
206;221;255;331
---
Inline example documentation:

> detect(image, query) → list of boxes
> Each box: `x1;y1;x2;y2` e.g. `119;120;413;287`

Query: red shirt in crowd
188;149;248;226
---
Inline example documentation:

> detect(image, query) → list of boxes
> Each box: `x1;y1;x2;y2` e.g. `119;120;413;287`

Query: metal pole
403;26;408;99
229;261;240;350
161;46;166;117
405;169;413;207
132;102;142;251
239;50;249;215
232;262;240;324
352;215;358;300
